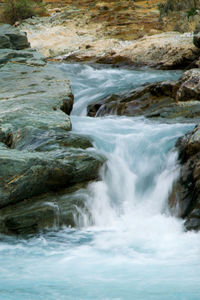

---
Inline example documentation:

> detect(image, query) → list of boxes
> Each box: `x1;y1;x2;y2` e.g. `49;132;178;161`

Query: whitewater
0;64;200;300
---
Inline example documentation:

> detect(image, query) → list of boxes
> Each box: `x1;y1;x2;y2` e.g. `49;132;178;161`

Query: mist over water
1;64;200;300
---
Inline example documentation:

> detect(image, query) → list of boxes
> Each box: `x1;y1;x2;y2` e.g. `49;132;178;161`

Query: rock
0;48;46;65
0;27;105;235
176;69;200;101
0;145;104;209
87;80;200;120
118;32;199;69
0;35;11;49
0;183;90;235
0;24;30;50
18;11;199;69
169;124;200;231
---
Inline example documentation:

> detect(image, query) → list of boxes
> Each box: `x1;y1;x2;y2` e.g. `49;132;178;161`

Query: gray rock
0;183;90;235
0;24;30;50
0;35;11;49
87;80;200;121
0;48;46;65
0;28;105;235
0;145;104;208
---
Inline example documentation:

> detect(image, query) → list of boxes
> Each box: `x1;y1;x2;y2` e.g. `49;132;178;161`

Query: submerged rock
169;124;200;231
0;25;105;235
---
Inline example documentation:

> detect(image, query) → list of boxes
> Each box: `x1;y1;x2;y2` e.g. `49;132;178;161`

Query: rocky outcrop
0;24;30;49
19;12;199;69
0;183;90;235
87;69;200;120
87;81;178;118
169;124;200;231
0;24;105;235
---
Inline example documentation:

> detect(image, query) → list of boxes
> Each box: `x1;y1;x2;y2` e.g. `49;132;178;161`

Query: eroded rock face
176;69;200;101
169;124;200;231
0;25;105;235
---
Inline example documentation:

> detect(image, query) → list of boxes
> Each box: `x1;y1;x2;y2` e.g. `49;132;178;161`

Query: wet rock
0;183;90;235
87;81;175;117
0;27;105;235
0;145;104;209
169;124;200;231
87;80;200;120
0;24;30;50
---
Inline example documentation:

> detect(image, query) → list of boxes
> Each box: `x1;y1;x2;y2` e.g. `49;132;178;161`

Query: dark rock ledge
169;124;200;231
87;69;200;121
0;24;105;236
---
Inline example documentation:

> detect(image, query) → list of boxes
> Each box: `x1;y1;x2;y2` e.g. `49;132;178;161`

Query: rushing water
1;64;200;300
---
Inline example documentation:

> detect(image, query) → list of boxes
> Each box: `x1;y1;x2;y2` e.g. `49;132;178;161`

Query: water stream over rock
1;64;200;300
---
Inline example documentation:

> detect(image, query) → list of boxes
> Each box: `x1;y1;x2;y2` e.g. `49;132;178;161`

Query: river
0;64;200;300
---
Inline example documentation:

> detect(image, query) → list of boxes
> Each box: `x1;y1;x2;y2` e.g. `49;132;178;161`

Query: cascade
1;63;200;300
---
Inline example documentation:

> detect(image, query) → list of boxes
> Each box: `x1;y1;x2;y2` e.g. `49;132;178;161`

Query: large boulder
169;124;200;231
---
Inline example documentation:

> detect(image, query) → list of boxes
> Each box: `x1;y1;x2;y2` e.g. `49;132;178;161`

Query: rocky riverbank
17;0;200;69
2;0;200;234
0;24;105;235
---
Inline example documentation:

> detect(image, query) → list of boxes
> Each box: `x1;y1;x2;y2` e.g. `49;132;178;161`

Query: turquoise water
1;64;200;300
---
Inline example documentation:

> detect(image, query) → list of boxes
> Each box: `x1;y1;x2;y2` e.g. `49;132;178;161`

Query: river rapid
0;64;200;300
